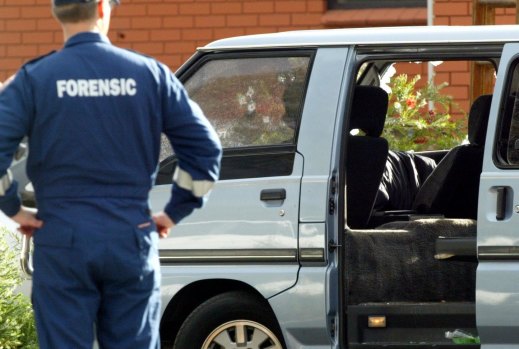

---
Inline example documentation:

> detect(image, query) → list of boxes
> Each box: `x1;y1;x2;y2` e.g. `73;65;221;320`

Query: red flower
414;136;427;144
426;110;435;124
406;98;416;109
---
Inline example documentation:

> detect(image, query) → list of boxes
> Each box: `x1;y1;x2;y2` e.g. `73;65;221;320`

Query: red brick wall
1;0;516;119
433;0;515;117
434;0;516;26
0;0;326;81
434;0;472;25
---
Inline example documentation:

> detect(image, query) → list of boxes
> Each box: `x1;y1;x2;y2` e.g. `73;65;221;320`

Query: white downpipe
427;0;433;26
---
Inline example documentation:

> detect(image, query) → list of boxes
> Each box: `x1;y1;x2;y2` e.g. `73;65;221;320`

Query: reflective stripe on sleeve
0;170;13;196
173;167;214;198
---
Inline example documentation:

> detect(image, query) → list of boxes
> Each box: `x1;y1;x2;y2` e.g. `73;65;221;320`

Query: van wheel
173;291;285;349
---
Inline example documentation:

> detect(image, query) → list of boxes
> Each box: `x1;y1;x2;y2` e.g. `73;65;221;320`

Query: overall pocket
33;222;74;248
133;222;160;273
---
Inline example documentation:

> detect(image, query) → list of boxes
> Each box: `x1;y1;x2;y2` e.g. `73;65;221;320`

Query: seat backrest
346;86;389;228
412;94;493;219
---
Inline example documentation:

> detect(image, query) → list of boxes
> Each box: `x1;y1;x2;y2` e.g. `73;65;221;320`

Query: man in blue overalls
0;0;222;348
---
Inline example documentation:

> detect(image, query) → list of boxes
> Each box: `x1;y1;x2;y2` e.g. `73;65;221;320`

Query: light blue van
16;25;519;349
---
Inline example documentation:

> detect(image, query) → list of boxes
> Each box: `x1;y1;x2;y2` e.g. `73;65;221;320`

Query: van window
495;60;519;167
376;60;472;152
185;56;310;149
355;58;495;216
156;54;312;183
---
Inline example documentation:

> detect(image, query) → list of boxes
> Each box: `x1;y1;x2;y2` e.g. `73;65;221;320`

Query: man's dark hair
52;2;98;23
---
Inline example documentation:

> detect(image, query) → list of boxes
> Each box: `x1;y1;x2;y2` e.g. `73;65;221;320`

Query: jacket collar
64;32;111;48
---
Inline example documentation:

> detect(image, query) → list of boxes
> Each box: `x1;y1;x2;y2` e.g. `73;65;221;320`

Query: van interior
343;56;497;348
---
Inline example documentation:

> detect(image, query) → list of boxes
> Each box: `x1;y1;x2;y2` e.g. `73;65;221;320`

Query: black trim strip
479;246;519;260
156;149;297;184
159;249;298;264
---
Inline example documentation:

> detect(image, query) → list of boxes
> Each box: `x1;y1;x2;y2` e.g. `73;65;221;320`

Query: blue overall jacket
0;32;221;227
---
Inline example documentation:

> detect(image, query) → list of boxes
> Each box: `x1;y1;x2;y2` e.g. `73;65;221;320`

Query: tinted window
495;61;519;167
185;56;310;149
156;54;312;184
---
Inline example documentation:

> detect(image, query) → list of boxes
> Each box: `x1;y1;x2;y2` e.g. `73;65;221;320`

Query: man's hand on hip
11;207;43;237
152;211;175;239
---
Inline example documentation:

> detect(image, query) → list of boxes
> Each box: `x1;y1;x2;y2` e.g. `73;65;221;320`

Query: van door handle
260;189;286;201
496;186;508;221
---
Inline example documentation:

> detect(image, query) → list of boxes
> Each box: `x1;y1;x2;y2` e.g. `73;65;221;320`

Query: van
16;25;519;348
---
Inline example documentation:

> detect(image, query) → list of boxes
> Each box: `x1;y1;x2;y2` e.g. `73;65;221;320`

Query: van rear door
477;43;519;347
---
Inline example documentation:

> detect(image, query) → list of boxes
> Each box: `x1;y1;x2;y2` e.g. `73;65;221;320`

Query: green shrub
0;228;38;349
383;73;466;151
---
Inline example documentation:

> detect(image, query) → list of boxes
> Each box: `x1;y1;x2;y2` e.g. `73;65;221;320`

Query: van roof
201;25;519;51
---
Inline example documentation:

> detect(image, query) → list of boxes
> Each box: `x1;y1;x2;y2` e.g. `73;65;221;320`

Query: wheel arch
159;278;279;345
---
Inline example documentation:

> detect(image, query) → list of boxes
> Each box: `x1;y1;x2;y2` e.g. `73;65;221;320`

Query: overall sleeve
160;65;222;223
0;69;33;216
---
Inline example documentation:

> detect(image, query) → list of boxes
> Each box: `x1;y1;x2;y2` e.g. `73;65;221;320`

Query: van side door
148;53;313;295
478;43;519;347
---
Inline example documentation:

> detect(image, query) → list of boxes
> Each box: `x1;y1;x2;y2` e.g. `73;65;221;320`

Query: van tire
173;291;285;349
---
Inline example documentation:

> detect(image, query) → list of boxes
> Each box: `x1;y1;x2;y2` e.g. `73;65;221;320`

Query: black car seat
346;85;389;228
412;94;493;219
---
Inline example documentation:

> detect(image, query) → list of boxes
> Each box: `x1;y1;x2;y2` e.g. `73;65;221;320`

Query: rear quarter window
495;60;519;167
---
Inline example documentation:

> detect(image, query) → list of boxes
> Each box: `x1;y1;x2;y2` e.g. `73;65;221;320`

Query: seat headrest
468;94;492;146
349;86;389;137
